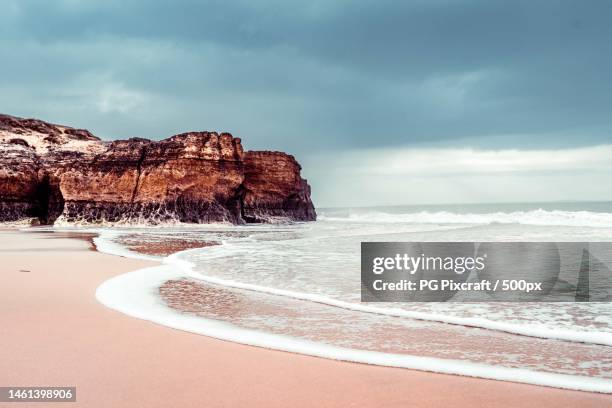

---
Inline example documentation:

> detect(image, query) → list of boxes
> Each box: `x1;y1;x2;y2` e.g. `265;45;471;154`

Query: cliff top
0;113;287;159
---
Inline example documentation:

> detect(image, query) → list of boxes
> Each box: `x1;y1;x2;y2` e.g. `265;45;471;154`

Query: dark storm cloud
1;0;612;153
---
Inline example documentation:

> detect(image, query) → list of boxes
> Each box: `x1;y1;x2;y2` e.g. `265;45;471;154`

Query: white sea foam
0;219;38;229
170;251;612;347
95;263;612;393
92;230;612;347
91;230;163;262
90;212;612;392
52;215;236;229
320;209;612;228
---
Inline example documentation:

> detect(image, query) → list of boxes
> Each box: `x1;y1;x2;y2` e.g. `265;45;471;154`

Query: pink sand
0;230;610;407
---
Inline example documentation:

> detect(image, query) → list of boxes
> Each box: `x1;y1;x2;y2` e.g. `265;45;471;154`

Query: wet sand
114;233;219;256
0;229;610;407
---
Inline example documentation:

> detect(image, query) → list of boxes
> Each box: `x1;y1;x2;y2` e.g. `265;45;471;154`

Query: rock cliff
242;152;316;222
0;114;316;224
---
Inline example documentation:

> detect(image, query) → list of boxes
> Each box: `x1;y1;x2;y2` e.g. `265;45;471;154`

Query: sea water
86;202;612;392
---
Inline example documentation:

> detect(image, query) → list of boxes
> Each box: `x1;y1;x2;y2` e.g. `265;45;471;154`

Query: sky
1;0;612;207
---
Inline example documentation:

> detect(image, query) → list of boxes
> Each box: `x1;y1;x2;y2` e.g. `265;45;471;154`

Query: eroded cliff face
242;152;316;222
0;114;316;225
0;142;41;221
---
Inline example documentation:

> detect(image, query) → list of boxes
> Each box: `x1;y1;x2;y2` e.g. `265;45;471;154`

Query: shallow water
80;204;612;390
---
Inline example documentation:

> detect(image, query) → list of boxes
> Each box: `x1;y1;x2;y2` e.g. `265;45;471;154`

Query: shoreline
0;229;610;407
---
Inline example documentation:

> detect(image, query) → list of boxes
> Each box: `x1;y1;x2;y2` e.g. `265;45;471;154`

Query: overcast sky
2;1;612;207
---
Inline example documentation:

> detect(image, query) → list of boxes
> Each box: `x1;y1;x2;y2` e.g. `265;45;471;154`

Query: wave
169;251;612;347
91;228;612;392
320;209;612;228
91;230;163;262
93;229;612;347
95;262;612;393
52;216;237;229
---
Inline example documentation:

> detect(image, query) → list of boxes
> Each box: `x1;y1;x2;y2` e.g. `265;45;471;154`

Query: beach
0;229;609;407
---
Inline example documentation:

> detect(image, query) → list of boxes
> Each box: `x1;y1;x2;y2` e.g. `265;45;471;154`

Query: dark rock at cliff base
0;113;316;225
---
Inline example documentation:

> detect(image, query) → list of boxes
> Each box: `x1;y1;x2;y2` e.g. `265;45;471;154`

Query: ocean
79;202;612;392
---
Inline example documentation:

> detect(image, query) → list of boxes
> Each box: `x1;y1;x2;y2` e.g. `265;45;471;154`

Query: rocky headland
0;113;316;225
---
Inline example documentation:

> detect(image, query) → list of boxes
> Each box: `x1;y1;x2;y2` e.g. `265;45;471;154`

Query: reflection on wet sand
25;229;98;251
116;234;220;257
158;278;612;379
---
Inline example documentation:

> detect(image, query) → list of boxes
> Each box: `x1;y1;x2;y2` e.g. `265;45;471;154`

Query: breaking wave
320;209;612;228
88;204;612;394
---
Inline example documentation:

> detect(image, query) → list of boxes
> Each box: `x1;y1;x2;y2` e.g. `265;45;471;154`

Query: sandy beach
0;229;610;408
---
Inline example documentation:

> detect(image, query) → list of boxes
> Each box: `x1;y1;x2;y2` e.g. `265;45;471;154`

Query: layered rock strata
0;114;316;224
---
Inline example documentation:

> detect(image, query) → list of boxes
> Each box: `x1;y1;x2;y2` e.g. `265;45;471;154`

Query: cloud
94;83;148;114
303;145;612;207
336;145;612;175
1;1;612;205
